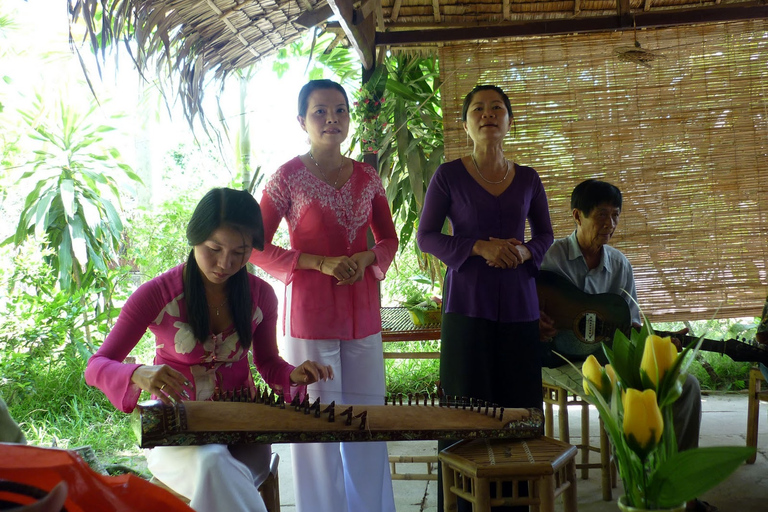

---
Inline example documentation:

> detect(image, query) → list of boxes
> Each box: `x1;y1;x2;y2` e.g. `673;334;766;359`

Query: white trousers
284;333;396;512
146;443;270;512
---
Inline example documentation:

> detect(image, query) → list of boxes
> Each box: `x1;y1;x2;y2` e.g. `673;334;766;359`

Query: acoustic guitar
536;270;768;366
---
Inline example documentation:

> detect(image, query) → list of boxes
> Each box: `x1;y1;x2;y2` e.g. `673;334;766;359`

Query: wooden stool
439;436;578;512
746;366;768;464
150;452;280;512
542;381;616;500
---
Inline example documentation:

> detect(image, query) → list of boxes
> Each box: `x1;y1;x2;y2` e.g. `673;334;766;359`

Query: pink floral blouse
85;265;296;413
250;157;398;340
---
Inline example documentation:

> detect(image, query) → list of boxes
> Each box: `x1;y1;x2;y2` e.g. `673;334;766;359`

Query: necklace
308;151;343;188
208;299;228;317
470;154;511;185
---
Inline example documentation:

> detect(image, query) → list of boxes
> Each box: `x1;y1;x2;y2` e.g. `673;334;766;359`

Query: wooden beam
294;4;334;28
359;0;376;20
375;4;768;46
375;0;386;32
432;0;441;22
328;0;376;69
391;0;402;22
503;0;510;20
616;0;631;17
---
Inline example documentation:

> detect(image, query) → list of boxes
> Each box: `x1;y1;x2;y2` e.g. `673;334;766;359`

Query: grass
6;356;143;467
384;340;440;396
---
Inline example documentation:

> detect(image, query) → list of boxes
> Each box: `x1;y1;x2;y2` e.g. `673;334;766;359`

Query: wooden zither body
133;395;544;448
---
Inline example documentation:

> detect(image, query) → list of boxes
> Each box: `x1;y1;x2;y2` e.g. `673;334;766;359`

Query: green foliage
0;241;125;399
274;34;362;83
4;93;142;294
654;318;755;391
123;195;199;279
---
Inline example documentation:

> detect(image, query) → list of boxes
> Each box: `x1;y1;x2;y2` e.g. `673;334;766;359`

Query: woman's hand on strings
290;360;334;385
131;364;190;405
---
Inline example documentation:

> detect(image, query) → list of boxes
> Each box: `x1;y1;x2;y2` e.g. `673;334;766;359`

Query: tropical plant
576;319;754;509
3;93;142;295
0;241;125;400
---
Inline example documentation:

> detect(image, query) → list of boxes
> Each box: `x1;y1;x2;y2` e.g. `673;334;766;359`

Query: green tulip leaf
647;446;755;507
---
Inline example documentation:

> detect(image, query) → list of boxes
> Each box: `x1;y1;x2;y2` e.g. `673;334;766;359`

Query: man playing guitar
539;179;713;512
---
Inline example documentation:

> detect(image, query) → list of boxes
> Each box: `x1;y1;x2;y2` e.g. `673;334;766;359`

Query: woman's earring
466;132;470;147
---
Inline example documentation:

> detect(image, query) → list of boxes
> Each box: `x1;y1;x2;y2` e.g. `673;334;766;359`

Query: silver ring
348;267;353;272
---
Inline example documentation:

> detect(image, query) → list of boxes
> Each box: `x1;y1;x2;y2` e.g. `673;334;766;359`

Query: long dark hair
183;188;264;350
298;79;349;117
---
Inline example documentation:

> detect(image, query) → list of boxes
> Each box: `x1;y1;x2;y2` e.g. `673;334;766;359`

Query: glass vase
618;496;685;512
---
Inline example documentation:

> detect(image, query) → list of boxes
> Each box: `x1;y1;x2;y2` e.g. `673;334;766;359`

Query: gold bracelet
318;256;325;271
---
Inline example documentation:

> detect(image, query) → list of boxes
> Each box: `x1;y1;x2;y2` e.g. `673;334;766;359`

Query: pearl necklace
470;154;511;185
309;151;343;188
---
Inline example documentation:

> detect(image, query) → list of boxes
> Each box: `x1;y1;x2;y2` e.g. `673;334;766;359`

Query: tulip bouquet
575;321;754;510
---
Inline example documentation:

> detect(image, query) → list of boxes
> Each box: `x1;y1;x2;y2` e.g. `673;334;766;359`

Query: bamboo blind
438;20;768;322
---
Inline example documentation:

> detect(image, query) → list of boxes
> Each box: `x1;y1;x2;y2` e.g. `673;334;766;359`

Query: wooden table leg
441;461;458;511
564;459;578;512
747;367;761;464
580;401;590;480
474;477;491;512
539;476;555;512
600;417;612;500
559;391;570;444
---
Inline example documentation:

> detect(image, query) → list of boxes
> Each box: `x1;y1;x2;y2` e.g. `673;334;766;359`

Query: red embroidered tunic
250;157;398;340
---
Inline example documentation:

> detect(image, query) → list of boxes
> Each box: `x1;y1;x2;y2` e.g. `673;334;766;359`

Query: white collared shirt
541;230;641;325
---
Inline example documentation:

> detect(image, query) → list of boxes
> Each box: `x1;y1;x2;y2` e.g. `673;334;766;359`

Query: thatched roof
68;0;768;122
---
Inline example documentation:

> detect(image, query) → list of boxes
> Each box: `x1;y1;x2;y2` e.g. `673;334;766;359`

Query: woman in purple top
85;188;332;512
417;85;553;510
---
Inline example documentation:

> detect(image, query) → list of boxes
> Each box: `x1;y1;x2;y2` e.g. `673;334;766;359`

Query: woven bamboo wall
438;20;768;322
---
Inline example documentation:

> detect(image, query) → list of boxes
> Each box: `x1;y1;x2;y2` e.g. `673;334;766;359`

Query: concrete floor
272;392;768;512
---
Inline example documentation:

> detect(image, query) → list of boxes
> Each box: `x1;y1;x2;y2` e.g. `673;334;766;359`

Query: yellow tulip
582;355;604;396
623;388;664;456
582;355;616;401
640;334;678;388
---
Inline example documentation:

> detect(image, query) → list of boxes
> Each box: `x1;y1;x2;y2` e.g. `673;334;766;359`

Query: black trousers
437;313;543;512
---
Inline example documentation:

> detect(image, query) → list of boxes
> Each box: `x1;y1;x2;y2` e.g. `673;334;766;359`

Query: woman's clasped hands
319;251;375;285
474;237;531;269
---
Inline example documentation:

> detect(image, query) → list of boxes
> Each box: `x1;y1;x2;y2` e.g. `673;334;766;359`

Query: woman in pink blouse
249;79;398;512
85;188;332;512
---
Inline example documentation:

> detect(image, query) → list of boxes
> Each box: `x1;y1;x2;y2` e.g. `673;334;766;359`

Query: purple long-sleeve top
416;158;554;323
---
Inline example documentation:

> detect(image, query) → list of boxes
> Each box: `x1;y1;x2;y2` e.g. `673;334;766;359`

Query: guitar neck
654;330;768;366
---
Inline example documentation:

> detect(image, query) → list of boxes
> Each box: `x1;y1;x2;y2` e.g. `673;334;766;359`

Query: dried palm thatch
68;0;323;128
67;0;766;129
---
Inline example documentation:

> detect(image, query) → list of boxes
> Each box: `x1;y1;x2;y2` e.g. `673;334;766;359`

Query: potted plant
572;317;755;511
401;293;442;326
